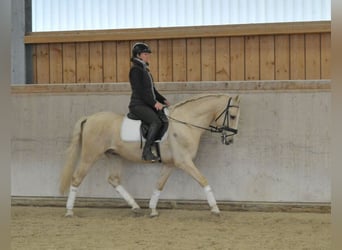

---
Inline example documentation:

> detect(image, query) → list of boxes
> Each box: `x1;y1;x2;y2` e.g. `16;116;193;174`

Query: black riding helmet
132;42;152;58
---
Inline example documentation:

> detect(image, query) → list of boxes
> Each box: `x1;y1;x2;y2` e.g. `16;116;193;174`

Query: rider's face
138;52;151;63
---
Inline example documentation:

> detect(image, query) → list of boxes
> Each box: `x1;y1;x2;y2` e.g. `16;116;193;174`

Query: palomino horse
59;94;240;217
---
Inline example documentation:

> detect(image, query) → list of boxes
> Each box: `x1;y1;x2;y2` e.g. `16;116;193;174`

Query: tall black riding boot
142;123;160;162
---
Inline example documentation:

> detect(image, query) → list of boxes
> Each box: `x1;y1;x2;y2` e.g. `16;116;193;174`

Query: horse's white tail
59;117;87;195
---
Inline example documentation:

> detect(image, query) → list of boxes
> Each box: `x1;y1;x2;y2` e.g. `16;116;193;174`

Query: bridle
166;97;239;145
210;97;239;145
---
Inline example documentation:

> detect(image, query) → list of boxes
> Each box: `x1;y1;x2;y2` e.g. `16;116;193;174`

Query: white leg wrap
66;186;78;210
204;185;217;207
149;189;161;209
115;185;139;209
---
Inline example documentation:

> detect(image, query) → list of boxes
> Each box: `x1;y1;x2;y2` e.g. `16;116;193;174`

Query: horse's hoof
132;207;143;216
64;210;74;217
211;211;221;217
211;206;220;216
150;209;159;218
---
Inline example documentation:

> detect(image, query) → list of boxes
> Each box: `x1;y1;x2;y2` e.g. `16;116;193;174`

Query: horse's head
211;95;240;145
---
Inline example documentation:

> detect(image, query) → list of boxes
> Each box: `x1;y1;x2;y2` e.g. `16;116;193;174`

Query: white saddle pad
120;110;169;142
120;117;143;142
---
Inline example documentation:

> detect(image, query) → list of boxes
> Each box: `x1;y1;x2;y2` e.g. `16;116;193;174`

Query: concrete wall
11;81;331;203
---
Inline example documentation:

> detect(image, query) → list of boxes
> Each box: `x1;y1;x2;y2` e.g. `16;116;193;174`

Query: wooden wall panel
215;37;230;81
186;39;201;81
230;36;245;81
32;46;37;84
201;38;216;81
49;43;63;83
245;36;260;80
30;25;330;84
172;39;187;82
158;40;173;82
290;35;305;80
89;42;103;83
320;33;331;79
275;35;290;80
103;41;117;82
116;41;131;82
305;34;321;79
36;44;50;83
76;43;89;83
62;43;76;83
260;35;275;80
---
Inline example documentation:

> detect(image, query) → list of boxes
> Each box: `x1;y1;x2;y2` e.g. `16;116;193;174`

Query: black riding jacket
128;58;166;110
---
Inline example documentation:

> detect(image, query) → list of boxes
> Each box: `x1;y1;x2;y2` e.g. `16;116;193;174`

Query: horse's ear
234;95;240;103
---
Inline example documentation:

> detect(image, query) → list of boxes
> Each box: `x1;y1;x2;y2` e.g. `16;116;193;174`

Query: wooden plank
116;41;131;82
62;43;76;83
103;41;117;82
158;39;173;82
36;44;50;83
201;38;216;81
320;33;331;79
89;42;103;83
24;21;331;44
32;45;37;84
245;36;260;80
75;42;89;83
290;34;305;80
172;39;187;82
186;38;201;81
275;35;290;80
305;34;321;79
260;35;275;80
215;37;230;81
230;36;245;80
49;43;63;83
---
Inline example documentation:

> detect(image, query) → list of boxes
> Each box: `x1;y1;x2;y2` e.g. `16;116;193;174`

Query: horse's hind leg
149;165;174;217
65;155;98;217
107;158;141;214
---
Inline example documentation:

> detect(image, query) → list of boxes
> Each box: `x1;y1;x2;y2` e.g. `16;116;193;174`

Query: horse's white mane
170;93;229;111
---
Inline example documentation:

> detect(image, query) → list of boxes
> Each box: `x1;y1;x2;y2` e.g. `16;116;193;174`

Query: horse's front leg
175;159;220;215
149;165;174;217
107;161;141;214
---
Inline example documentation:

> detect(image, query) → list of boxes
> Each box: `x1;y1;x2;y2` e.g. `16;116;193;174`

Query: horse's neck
171;96;225;127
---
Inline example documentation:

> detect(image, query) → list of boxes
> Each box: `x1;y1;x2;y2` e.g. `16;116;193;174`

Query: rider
128;42;170;162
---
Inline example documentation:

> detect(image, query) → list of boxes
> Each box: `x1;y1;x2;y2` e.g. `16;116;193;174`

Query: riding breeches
130;105;162;128
130;105;168;141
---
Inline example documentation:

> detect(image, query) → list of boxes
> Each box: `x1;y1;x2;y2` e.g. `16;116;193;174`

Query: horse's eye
230;115;236;120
